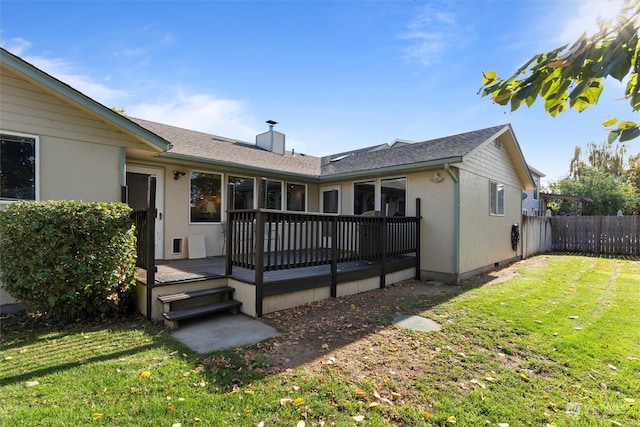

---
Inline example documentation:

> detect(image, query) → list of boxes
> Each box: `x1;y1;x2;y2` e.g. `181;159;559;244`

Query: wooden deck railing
129;176;156;320
225;209;420;272
225;198;421;317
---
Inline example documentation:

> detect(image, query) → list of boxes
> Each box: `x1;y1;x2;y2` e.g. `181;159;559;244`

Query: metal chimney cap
266;120;278;126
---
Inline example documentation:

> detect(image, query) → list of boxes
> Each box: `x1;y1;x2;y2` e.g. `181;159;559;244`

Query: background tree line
546;142;640;215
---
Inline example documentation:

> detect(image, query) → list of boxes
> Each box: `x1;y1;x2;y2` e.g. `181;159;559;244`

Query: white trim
489;180;505;216
126;164;165;258
0;130;40;204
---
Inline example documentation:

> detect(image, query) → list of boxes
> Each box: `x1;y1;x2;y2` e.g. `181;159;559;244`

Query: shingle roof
320;124;508;176
129;117;322;177
130;117;509;179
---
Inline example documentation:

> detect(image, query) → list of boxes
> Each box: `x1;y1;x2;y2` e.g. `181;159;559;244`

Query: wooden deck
140;255;417;289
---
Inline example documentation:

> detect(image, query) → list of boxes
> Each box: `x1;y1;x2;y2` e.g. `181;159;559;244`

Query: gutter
318;156;464;182
444;163;460;276
157;152;320;181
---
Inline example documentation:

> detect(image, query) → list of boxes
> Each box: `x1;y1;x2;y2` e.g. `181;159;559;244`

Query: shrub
0;201;137;321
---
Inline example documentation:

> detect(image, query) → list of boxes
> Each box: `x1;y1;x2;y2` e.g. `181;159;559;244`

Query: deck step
158;286;235;304
162;300;242;321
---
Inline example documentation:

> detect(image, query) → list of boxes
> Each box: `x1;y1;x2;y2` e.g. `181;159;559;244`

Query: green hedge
0;201;137;321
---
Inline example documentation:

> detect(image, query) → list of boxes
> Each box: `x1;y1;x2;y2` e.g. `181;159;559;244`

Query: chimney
256;120;285;155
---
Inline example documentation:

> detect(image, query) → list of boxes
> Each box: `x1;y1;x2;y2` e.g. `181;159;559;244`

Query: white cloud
1;37;31;56
555;0;625;44
398;7;459;66
129;90;259;142
2;39;126;104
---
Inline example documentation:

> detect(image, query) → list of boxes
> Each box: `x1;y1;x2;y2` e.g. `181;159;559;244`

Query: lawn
1;254;638;426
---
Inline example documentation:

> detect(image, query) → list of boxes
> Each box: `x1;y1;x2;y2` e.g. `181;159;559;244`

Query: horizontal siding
1;66;150;151
458;167;523;273
458;138;522;189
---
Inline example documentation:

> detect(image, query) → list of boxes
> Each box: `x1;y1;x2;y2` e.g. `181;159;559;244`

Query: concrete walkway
170;313;279;353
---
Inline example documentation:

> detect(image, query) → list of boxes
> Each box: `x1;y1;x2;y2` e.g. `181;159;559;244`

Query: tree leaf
602;117;619;127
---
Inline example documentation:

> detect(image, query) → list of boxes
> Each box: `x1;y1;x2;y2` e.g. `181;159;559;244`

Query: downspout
444;164;460;278
119;147;127;203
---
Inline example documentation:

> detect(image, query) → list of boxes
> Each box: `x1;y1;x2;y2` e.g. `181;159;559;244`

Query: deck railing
129;176;156;320
226;209;419;272
226;198;421;318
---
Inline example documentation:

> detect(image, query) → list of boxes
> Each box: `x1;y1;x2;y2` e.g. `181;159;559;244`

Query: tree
569;141;628;178
479;0;640;143
550;140;640;215
550;168;638;215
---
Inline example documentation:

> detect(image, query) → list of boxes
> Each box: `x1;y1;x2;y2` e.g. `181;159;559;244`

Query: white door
126;165;164;259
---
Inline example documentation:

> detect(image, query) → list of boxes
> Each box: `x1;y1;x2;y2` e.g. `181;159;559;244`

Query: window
322;189;339;214
354;180;375;215
229;176;254;209
190;171;222;222
286;182;306;211
381;177;406;216
490;180;505;215
265;180;282;210
533;178;539;200
1;132;38;201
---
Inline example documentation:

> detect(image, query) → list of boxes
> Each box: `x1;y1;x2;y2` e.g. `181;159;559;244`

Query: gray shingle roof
320;124;508;176
129;117;322;177
130;117;508;179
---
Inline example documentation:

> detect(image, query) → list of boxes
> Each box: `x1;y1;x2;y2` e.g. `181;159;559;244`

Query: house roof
0;48;171;153
320;124;510;177
130;118;533;189
129;117;322;178
528;165;546;178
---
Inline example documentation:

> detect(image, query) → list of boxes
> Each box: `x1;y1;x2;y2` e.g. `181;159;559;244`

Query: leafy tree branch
479;0;640;143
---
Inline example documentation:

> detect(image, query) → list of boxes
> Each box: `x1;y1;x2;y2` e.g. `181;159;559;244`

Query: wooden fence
551;216;639;255
522;215;639;257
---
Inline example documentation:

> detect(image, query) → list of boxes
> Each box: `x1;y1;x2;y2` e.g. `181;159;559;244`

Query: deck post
380;215;387;289
225;183;235;275
254;208;265;318
330;216;338;298
145;176;156;321
415;198;421;281
258;177;267;209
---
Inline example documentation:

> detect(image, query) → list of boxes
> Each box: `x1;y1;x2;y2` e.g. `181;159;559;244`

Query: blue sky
1;0;637;183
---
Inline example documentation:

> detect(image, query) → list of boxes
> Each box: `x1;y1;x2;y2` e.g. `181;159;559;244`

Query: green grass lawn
1;254;639;426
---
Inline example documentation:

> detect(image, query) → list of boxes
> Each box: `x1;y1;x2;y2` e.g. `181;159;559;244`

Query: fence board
551;216;639;255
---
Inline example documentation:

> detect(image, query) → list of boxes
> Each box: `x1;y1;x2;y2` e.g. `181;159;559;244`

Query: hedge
0;201;137;321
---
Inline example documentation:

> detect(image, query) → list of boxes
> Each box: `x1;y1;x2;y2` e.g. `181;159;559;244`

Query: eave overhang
0;48;171;153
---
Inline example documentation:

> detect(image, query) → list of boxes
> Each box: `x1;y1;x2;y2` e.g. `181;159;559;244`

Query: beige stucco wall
129;159;323;260
406;170;457;276
328;169;457;278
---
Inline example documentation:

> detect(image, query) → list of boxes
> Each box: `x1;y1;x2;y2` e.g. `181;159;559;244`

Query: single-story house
522;165;545;215
1;48;535;319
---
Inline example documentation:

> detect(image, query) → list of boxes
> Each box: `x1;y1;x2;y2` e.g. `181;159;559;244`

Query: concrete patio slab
393;314;441;332
170;313;279;353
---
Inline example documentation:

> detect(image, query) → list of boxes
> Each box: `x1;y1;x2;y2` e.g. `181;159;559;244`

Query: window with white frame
533;178;539;200
190;171;222;222
1;132;38;202
490;180;505;215
286;182;306;211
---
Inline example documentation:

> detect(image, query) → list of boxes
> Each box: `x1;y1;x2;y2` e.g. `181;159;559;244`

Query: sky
1;0;638;184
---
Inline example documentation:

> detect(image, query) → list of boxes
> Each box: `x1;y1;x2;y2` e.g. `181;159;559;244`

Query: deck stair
158;286;242;329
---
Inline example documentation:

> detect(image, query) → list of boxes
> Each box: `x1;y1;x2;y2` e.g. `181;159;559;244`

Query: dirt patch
261;257;549;393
